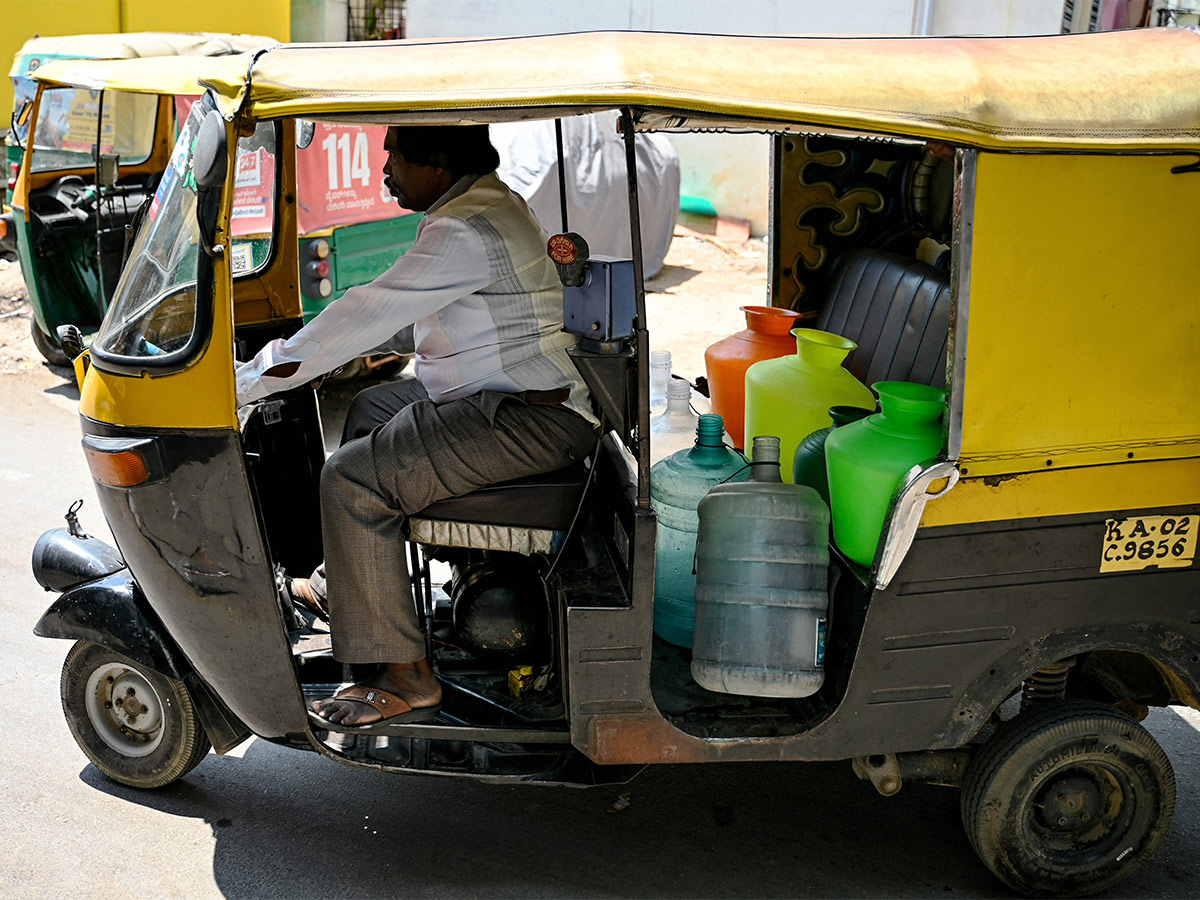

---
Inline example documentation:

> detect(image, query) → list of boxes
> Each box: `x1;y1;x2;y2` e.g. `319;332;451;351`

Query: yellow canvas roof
34;29;1200;151
10;32;273;78
33;54;250;97
192;28;1200;151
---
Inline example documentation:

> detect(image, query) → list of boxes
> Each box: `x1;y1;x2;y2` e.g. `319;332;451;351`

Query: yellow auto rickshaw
1;33;274;364
29;29;1200;897
6;46;424;366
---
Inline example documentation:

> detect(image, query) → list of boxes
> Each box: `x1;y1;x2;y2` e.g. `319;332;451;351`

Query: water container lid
667;379;691;399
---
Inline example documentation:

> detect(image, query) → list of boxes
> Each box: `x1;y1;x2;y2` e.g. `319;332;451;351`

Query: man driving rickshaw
237;123;596;726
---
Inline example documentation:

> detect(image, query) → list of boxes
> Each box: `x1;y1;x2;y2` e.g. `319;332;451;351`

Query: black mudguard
34;572;187;678
34;573;251;754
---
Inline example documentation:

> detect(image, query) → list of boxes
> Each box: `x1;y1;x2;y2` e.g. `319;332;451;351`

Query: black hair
389;124;499;176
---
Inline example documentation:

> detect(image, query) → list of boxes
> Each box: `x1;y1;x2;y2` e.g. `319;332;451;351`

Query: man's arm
235;216;490;405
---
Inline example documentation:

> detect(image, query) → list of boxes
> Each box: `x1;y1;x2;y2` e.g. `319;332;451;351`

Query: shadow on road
645;263;699;294
77;736;1001;899
42;378;80;401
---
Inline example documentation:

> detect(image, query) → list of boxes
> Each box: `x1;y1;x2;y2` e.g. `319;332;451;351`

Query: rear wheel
60;641;211;789
30;319;70;367
961;700;1175;897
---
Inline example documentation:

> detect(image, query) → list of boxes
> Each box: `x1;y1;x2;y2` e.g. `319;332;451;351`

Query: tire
961;700;1175;897
30;319;71;367
59;641;211;789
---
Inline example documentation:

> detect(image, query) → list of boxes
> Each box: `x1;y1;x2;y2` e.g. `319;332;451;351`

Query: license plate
1100;515;1197;573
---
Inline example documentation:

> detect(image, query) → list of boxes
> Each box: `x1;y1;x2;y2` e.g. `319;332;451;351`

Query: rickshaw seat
817;249;951;388
411;463;588;531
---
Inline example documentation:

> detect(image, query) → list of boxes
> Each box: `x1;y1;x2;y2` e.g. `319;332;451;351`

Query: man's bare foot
311;659;442;726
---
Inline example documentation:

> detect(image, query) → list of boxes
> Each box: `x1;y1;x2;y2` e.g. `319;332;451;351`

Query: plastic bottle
704;305;802;449
649;350;672;415
825;381;946;567
649;378;699;464
650;414;746;647
792;404;875;505
743;328;875;483
691;436;831;698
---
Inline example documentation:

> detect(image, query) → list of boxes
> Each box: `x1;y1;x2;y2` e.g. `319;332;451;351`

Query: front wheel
961;700;1175;897
60;641;211;789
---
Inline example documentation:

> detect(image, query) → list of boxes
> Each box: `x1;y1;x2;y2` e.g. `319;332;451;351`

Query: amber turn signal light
83;446;149;487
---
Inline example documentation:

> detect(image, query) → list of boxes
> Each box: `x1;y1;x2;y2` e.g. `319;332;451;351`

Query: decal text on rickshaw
1101;516;1196;572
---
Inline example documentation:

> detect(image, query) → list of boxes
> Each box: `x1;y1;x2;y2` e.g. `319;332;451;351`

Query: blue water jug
651;413;746;647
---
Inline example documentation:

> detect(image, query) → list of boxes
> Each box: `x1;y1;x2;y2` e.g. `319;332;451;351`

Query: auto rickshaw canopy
9;31;274;78
35;29;1200;151
33;54;223;97
143;27;1200;152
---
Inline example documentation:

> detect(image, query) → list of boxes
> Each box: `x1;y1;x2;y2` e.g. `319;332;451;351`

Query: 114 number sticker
1100;515;1196;573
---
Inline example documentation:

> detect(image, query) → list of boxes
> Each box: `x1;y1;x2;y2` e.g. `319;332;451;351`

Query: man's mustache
383;175;401;199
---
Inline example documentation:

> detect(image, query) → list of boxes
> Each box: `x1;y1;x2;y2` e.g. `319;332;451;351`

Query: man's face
381;128;451;212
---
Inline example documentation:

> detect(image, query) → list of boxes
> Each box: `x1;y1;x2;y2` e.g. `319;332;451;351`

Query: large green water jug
651;414;746;647
691;436;831;698
792;404;874;504
824;381;947;567
744;328;875;483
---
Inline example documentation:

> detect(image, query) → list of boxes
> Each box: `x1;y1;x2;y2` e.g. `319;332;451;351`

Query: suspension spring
1020;657;1077;711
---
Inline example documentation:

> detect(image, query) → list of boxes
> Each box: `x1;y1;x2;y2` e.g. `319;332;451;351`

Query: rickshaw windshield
93;96;277;366
30;86;156;172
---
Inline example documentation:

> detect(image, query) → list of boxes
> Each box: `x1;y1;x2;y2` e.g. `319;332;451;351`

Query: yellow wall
0;0;290;119
120;0;289;40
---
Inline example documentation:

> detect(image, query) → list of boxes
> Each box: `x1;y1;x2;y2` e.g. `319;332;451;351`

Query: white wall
406;0;924;37
291;0;349;41
407;0;1069;234
932;0;1062;35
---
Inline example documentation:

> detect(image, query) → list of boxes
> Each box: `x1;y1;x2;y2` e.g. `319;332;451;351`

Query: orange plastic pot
704;305;801;449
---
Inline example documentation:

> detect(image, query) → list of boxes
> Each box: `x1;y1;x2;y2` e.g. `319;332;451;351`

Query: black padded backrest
816;249;951;389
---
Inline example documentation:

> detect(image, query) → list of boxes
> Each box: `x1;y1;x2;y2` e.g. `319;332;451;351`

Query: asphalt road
2;362;1198;899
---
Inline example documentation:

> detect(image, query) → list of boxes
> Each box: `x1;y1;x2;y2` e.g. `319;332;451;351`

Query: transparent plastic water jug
649;350;672;415
692;436;832;698
649;379;700;464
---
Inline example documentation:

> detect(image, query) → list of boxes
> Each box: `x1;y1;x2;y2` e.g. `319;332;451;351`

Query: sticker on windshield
1100;515;1196;573
170;119;193;176
230;243;253;275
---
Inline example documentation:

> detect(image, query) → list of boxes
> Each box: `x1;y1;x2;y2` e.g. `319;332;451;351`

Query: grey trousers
313;378;596;664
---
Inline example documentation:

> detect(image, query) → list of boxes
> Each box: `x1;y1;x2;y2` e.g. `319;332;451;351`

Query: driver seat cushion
410;463;588;531
407;463;588;555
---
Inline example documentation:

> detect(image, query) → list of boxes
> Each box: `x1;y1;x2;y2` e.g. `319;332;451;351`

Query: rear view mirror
193;110;229;190
193;110;228;258
55;324;85;362
98;154;120;190
15;100;32;129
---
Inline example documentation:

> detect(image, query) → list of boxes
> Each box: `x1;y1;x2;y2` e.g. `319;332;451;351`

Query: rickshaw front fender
34;572;189;680
34;572;253;754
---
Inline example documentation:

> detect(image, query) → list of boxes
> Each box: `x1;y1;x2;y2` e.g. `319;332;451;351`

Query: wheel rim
1025;762;1135;867
83;663;165;757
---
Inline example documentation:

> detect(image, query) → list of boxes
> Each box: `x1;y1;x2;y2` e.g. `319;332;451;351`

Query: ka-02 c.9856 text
1100;515;1196;573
